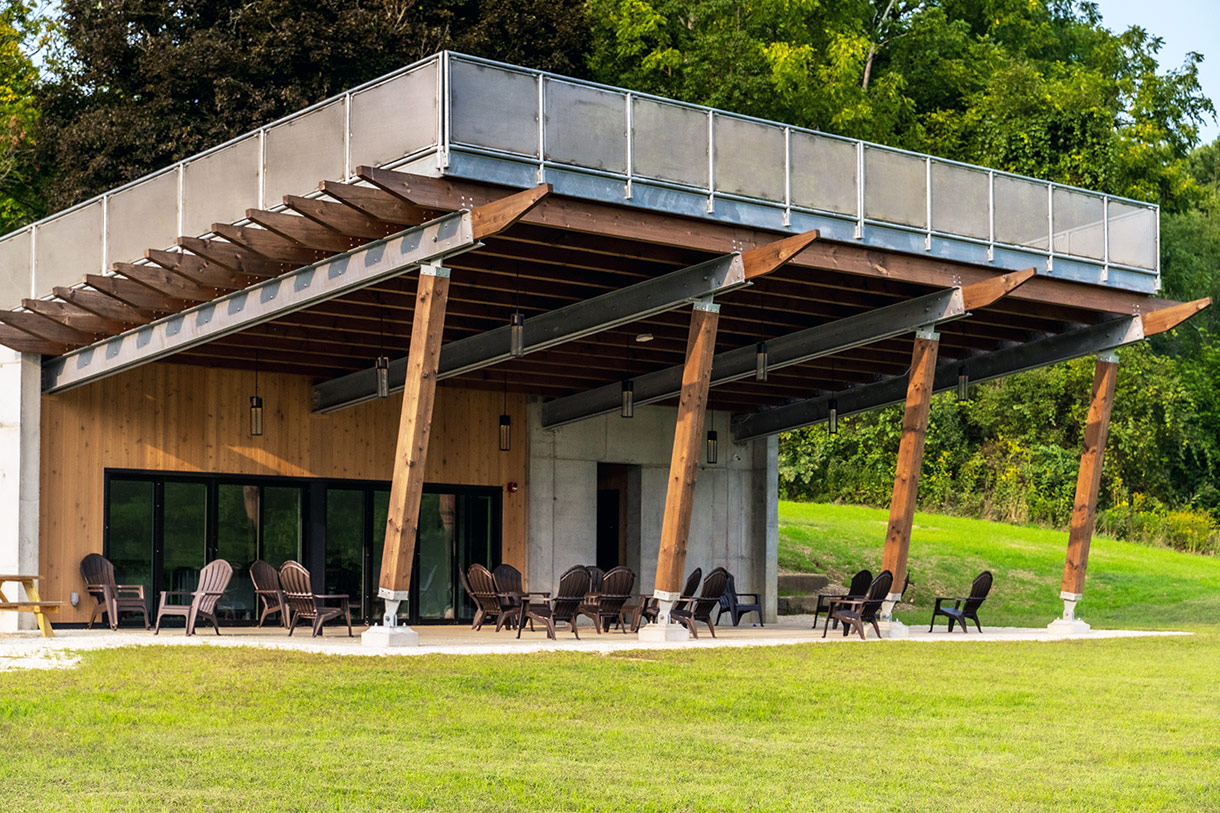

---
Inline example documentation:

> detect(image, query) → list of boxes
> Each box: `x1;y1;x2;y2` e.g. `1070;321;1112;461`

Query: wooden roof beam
319;180;432;225
85;274;188;312
0;310;93;347
209;223;324;266
176;236;284;277
144;249;259;289
53;286;156;324
282;194;400;240
0;325;69;355
113;263;216;302
244;209;362;253
21;298;128;334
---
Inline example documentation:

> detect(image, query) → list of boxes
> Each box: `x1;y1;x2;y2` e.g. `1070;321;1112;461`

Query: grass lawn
779;501;1220;629
3;504;1220;810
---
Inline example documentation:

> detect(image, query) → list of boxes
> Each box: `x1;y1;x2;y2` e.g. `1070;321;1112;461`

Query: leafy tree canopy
587;0;1214;209
0;1;51;232
35;0;589;212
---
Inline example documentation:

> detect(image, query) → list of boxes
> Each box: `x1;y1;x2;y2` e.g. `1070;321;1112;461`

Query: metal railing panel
181;136;262;238
713;114;786;201
106;171;179;269
543;79;628;173
863;146;926;229
349;60;439;169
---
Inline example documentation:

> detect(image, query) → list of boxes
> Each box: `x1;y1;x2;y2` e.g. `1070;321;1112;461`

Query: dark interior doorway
596;464;631;571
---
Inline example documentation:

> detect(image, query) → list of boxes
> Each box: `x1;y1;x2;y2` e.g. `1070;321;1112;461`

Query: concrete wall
527;399;778;622
0;349;40;631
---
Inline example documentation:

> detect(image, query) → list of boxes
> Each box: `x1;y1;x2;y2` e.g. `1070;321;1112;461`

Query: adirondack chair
671;567;730;639
823;570;893;641
467;564;511;631
929;570;993;633
510;565;591;639
629;567;702;632
279;561;352;637
812;569;873;631
250;559;289;629
80;553;150;631
493;562;548;633
579;566;635;633
717;571;763;627
154;558;234;635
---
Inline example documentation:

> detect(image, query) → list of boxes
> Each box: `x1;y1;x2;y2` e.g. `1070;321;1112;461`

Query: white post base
877;619;910;639
637;622;690;643
361;624;420;647
1047;593;1090;637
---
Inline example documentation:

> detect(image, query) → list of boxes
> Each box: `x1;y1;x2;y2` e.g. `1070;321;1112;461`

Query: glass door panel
217;484;259;622
325;489;366;620
262;487;303;568
456;494;496;622
106;479;155;613
161;481;208;620
416;494;455;620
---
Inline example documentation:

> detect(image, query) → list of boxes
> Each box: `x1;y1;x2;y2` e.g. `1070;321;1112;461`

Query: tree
0;1;50;232
35;0;589;212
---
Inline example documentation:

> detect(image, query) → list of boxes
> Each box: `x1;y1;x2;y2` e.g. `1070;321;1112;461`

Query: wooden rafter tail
319;180;430;225
245;208;359;253
0;309;93;346
85;274;188;313
740;230;820;280
210;223;323;266
53;286;156;324
959;268;1038;311
0;324;70;355
283;194;399;240
112;263;215;302
1140;297;1212;337
176;236;283;277
469;184;553;241
22;299;128;334
144;249;252;290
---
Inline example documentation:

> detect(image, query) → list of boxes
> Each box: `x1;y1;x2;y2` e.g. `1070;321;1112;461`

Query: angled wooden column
650;299;720;633
1053;351;1118;632
377;264;451;627
880;327;940;618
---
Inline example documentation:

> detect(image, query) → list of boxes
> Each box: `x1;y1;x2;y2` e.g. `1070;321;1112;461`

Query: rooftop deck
0;52;1160;315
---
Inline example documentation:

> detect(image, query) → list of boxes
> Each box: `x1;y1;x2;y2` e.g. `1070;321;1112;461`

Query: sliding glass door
105;471;499;625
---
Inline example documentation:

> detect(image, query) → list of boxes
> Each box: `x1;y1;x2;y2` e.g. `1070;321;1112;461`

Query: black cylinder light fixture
755;341;769;382
375;355;390;399
249;351;264;437
509;311;525;358
620;378;634;418
957;365;969;402
827;398;838;435
706;429;719;464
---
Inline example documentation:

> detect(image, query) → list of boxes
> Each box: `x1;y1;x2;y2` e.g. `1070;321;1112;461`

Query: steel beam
313;252;749;413
42;212;476;393
731;316;1147;442
541;287;973;429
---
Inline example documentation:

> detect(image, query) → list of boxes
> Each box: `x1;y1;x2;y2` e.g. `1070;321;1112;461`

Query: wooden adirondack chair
579;566;635;633
510;565;590;640
250;559;289;629
629;567;702;632
154;558;234;635
813;569;873;631
467;564;510;631
929;570;993;633
279;561;352;637
80;553;150;631
823;570;893;641
671;567;730;639
717;570;763;627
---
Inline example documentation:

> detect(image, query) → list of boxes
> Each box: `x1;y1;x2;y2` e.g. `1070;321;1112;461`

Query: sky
1096;0;1220;145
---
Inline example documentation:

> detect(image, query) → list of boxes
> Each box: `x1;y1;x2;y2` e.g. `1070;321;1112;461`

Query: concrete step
777;595;824;615
778;573;829;593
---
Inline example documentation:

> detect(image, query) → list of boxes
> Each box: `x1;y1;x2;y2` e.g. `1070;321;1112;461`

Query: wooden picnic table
0;574;63;638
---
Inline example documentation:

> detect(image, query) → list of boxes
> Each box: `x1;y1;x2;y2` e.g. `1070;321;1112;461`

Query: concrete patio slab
0;615;1189;670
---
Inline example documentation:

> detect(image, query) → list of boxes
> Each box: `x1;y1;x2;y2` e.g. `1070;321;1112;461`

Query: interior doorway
596;463;641;574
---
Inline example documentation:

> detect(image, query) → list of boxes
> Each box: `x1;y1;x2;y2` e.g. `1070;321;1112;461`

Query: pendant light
375;301;390;398
499;374;511;452
957;365;969;402
509;263;525;357
755;290;768;382
249;350;264;437
706;429;719;464
620;378;634;418
827;398;838;435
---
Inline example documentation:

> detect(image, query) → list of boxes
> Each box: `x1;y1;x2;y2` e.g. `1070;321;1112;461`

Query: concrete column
750;435;779;623
0;349;40;632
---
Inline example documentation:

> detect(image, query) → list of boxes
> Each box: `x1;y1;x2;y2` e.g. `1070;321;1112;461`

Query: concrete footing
1046;617;1091;637
361;625;420;647
877;619;910;639
637;622;690;642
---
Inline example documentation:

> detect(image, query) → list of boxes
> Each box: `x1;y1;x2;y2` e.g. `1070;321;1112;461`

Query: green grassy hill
779;502;1220;629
